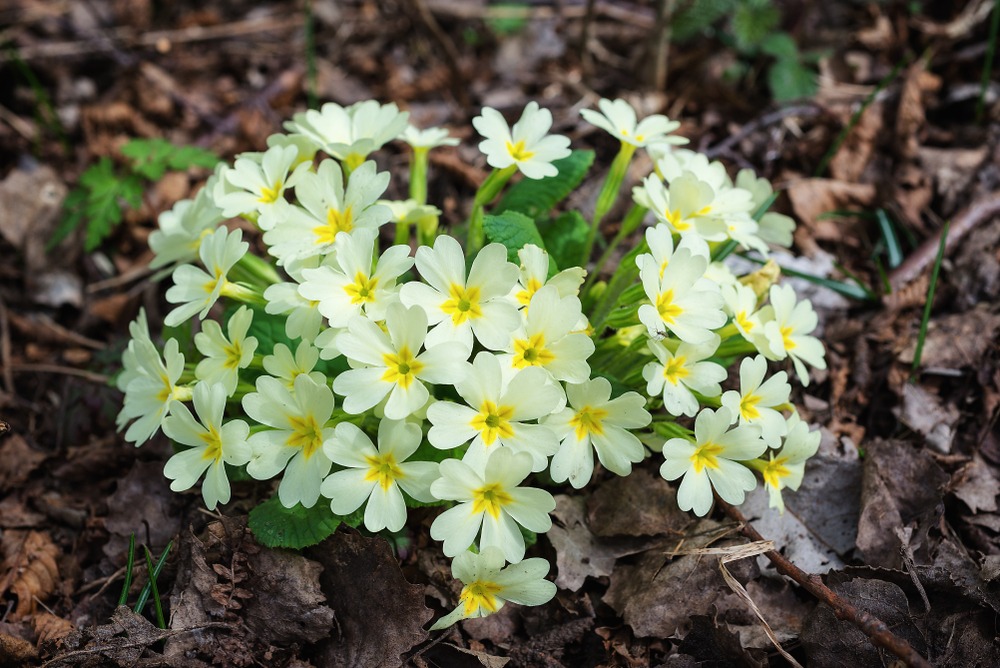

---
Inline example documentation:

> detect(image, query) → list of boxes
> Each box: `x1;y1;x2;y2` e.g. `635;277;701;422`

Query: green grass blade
977;0;1000;124
911;221;950;379
117;533;136;607
875;209;903;268
741;253;876;301
141;546;167;629
816;57;907;177
134;540;173;616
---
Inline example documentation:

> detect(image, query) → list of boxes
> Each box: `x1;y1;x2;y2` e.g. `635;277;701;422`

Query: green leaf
122;138;219;180
538;210;589;273
494;150;594;222
248;496;342;549
671;0;737;42
760;32;798;59
767;54;816;102
232;304;347;377
167;144;221;171
483;211;546;263
731;0;780;53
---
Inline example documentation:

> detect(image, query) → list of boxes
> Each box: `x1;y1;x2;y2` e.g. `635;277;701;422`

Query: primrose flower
580;98;686;148
118;335;188;446
760;284;827;385
298;228;412;328
193;306;258;396
263;160;391;263
759;412;820;512
117;308;155;393
320;419;439;532
162;382;251;510
660;407;767;517
720;355;791;447
284;100;409;170
636;224;709;278
511;244;585;308
262;341;326;392
263;262;325;342
334;303;466;419
638;173;732;241
164;227;249;327
214;145;306;229
427;352;563;472
721;281;766;345
735;169;795;247
473;102;571;179
502;285;594;384
149;184;224;270
643;337;727;418
401;235;521;353
430;447;555;563
401;124;460;150
637;247;726;345
543;377;651;489
430;547;556;630
243;374;336;508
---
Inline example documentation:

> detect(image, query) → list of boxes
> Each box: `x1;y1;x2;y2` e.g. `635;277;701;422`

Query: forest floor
2;1;1000;666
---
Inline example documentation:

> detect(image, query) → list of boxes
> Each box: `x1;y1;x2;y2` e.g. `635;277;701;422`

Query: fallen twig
888;191;1000;293
715;496;933;668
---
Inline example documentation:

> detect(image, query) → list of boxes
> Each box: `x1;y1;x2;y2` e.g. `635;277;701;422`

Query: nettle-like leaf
249;496;361;549
495;149;594;222
51;158;145;252
671;0;737;42
538;210;589;272
761;33;816;101
730;0;780;53
483;210;546;263
122;138;219;180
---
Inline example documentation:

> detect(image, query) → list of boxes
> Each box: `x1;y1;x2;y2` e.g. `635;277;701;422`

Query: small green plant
118;533;173;629
52;139;219;252
672;0;817;102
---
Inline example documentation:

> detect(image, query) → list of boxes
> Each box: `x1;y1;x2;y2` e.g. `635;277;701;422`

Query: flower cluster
118;97;825;629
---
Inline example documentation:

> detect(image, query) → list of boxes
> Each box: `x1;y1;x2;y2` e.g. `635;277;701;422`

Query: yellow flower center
363;452;405;491
515;277;543;307
224;341;243;370
739;392;762;421
663;355;689;385
344;271;379;305
664;209;690;231
689;441;724;473
287;414;324;459
779;325;797;351
258;180;283;204
344;153;366;171
512;332;555;369
441;284;483;325
199;424;224;463
762;456;791;490
472;482;513;519
469;400;516;446
381;346;425;389
569;406;608;440
736;311;755;332
313;206;354;245
505;139;535;162
460;580;503;616
655;289;683;324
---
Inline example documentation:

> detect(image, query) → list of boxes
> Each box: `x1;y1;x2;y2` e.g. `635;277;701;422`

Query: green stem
581;142;637;265
410;147;429;205
220;280;267;307
395;219;410;247
467;165;517;256
584;203;647;293
234;252;281;287
587;238;648;336
715;336;758;358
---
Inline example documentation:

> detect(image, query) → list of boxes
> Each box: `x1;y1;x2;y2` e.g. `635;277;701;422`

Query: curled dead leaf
0;530;60;619
32;611;75;651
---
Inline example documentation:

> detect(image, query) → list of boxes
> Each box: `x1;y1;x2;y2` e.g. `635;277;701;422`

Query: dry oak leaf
785;177;876;241
0;530;59;619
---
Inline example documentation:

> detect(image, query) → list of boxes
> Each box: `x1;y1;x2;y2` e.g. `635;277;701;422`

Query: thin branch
715;497;932;668
10;363;109;384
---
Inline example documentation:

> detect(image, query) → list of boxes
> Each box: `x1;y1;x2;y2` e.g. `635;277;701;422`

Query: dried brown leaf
0;530;60;619
586;468;691;538
0;434;47;493
33;611;75;651
785;177;876;239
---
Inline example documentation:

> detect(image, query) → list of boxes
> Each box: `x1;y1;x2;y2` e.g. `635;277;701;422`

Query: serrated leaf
168;145;221;171
494;150;594;221
767;56;816;101
483;211;546;263
671;0;737;42
731;0;780;53
248;496;342;549
122;138;176;180
538;210;589;272
760;32;798;59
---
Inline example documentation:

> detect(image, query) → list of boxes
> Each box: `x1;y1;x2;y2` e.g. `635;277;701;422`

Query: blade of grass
875;209;904;268
117;533;136;607
816;57;907;177
141;546;167;629
977;0;1000;124
741;253;876;301
134;540;173;616
911;221;949;380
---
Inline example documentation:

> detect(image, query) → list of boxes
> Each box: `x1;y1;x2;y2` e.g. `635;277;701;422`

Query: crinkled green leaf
122;138;219;180
671;0;737;42
495;150;594;222
767;53;816;102
483;210;546;263
249;496;342;549
538;210;589;273
731;0;780;53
